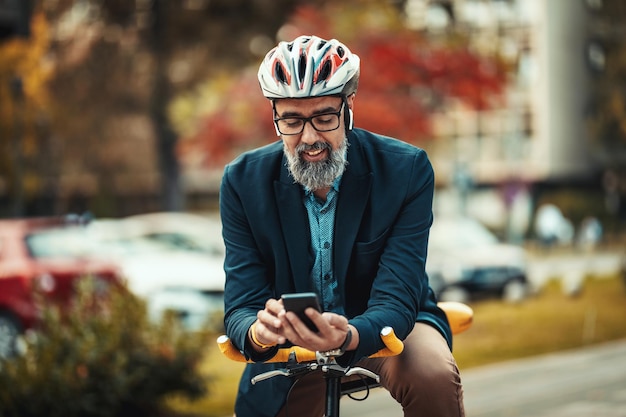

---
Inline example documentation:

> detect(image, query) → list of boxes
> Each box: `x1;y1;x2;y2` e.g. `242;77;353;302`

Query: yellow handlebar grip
370;326;404;358
437;301;474;335
217;335;252;363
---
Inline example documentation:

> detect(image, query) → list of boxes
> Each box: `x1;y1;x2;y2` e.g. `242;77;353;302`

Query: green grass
453;274;626;369
169;274;626;417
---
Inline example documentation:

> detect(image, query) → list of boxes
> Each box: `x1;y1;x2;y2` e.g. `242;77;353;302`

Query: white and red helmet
258;35;360;99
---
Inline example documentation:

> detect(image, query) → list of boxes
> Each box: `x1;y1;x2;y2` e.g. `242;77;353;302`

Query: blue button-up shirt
303;177;344;315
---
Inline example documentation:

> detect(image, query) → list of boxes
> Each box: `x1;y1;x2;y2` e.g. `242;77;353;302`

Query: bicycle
217;301;473;417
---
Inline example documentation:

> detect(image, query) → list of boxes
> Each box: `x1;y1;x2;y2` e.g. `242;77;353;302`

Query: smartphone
281;292;322;332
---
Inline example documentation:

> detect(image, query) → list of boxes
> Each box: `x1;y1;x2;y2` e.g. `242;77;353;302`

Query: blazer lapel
334;141;373;286
273;138;373;295
274;162;314;293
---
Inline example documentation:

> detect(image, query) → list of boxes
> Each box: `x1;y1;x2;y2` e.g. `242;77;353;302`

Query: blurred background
1;0;625;233
1;0;625;416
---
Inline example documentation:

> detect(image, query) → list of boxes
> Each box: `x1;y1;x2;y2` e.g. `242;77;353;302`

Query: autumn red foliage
181;4;506;168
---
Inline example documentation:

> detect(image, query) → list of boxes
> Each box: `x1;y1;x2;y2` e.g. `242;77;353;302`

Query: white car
426;216;529;303
84;214;226;330
122;212;225;257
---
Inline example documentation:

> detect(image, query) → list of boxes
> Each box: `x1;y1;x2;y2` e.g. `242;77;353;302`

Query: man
220;35;465;417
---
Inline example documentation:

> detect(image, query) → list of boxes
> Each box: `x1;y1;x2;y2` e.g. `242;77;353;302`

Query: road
340;339;626;417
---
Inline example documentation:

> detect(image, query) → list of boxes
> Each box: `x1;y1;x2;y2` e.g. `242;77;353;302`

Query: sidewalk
340;338;626;417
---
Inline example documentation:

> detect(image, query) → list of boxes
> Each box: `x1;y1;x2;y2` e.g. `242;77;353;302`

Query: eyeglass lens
276;113;340;135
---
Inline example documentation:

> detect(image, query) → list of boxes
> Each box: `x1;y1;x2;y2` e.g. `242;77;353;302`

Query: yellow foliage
0;12;54;200
0;12;53;110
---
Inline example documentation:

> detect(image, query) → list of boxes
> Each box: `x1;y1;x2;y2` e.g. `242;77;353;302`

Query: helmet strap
271;100;281;136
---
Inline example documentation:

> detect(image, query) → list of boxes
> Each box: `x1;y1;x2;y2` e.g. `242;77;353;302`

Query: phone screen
281;292;321;332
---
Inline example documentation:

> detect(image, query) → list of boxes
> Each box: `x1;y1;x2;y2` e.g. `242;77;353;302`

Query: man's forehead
274;96;342;114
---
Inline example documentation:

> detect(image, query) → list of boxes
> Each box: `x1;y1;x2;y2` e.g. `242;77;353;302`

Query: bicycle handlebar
217;326;403;363
216;301;473;364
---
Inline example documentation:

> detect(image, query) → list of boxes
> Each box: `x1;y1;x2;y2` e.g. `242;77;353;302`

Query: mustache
295;141;331;153
284;137;349;190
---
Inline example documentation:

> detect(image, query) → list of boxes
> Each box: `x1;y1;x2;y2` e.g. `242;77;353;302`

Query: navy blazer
220;128;451;416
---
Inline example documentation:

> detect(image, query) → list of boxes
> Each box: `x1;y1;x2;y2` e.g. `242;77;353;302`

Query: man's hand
282;308;351;353
249;298;358;353
248;298;287;351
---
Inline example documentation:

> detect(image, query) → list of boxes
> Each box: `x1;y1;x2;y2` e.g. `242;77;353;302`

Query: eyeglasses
274;103;344;135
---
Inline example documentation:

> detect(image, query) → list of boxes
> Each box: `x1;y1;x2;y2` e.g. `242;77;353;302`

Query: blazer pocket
353;227;390;255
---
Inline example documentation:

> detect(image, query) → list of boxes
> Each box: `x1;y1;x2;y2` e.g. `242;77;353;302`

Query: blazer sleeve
219;164;279;362
344;149;438;364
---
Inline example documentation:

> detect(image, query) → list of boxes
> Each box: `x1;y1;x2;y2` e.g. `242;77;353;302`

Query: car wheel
0;312;21;358
502;279;527;303
439;286;470;304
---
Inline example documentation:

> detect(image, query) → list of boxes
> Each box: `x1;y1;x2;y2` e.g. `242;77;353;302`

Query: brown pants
276;323;465;417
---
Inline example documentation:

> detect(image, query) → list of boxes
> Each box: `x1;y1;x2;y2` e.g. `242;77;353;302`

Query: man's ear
347;92;356;110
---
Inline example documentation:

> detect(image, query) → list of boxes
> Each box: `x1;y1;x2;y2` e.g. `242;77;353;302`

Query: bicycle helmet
258;35;360;99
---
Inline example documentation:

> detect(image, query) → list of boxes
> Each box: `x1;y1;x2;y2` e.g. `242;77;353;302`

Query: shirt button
324;274;331;281
323;242;330;249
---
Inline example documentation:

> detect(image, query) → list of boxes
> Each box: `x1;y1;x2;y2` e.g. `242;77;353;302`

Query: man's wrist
322;327;352;357
249;322;276;349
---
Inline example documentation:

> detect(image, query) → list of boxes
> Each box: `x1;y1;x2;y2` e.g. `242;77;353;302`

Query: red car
0;217;123;357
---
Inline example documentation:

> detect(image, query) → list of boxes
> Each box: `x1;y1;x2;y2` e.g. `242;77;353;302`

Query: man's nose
300;120;320;144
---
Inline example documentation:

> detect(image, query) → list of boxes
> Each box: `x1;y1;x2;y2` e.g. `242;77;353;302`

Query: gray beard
284;138;349;191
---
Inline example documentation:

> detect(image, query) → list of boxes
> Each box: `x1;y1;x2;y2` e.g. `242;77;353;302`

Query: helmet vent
317;59;331;83
298;54;307;82
274;62;287;84
337;46;345;58
317;40;327;50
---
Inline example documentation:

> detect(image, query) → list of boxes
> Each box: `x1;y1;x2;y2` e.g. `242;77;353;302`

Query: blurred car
0;218;122;358
82;213;226;331
426;216;529;303
122;212;225;257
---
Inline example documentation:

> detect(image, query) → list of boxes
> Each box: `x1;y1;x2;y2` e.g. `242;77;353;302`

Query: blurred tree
0;0;32;40
2;0;300;217
0;12;52;217
1;0;506;216
179;1;506;168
